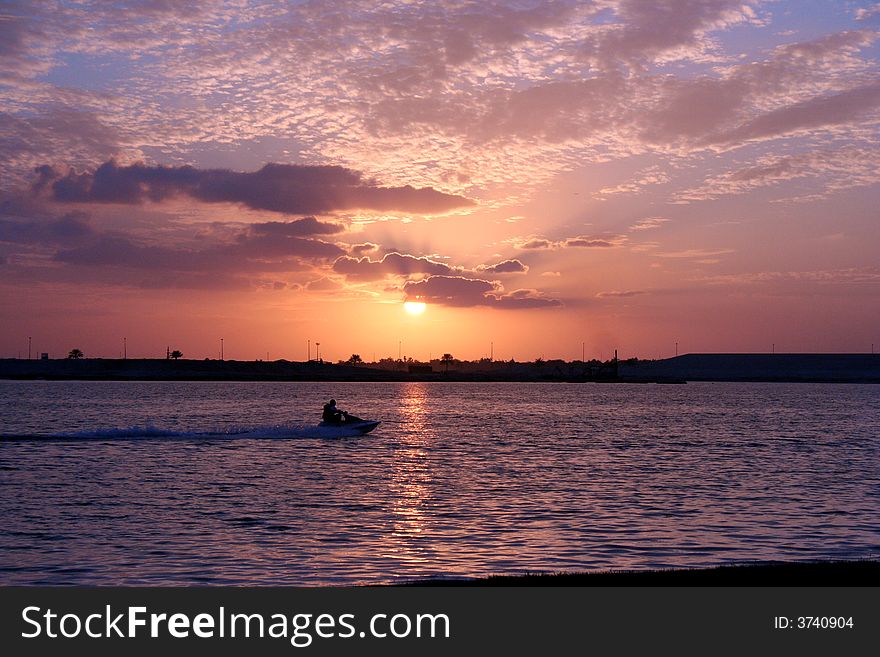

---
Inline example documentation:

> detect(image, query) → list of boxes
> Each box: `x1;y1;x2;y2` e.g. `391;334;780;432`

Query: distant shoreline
1;353;880;383
404;560;880;586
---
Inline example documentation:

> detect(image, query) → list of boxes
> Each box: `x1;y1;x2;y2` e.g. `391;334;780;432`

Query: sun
403;301;427;315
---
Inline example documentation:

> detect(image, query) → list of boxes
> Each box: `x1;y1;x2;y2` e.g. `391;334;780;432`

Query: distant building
408;364;433;374
40;353;49;360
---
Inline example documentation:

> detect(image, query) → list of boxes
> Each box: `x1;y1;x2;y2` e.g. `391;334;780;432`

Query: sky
1;0;879;362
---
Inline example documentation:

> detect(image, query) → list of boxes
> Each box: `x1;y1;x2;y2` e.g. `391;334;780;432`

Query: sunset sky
1;1;879;361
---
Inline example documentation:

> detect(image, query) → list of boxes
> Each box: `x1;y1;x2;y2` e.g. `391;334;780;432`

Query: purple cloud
855;4;880;21
37;161;474;215
1;110;121;179
304;277;343;291
562;237;616;248
404;275;560;309
516;235;622;250
251;217;345;237
582;0;757;68
333;252;459;280
641;30;879;146
597;290;647;298
705;81;880;145
517;238;554;250
349;242;379;256
54;231;343;272
0;11;36;59
478;259;529;274
493;288;563;308
0;211;93;245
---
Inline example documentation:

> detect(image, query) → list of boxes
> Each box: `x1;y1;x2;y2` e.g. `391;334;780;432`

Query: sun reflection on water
383;383;437;571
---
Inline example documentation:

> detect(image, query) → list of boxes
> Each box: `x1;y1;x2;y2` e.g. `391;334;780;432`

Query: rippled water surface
1;381;878;585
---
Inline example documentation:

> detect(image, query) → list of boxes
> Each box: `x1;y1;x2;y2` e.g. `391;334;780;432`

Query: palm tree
67;348;84;359
441;353;453;373
170;349;183;360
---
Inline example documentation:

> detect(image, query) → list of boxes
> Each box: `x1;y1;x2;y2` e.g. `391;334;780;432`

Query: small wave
2;423;370;441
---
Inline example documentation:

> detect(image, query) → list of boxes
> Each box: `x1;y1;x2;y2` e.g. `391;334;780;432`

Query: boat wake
2;423;372;441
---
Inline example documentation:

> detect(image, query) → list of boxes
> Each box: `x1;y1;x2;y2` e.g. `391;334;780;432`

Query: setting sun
403;301;427;316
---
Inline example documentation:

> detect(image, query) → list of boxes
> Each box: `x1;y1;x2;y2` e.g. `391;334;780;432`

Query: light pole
675;342;678;357
316;342;321;363
124;337;127;360
308;339;311;362
490;341;494;361
28;336;31;360
221;338;224;361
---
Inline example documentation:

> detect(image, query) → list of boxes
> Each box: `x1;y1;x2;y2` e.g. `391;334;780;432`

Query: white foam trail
58;425;184;439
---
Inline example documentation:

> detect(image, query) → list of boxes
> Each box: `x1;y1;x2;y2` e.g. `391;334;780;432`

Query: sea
1;380;878;585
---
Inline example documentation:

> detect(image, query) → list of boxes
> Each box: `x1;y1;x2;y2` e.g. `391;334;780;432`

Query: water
1;381;878;585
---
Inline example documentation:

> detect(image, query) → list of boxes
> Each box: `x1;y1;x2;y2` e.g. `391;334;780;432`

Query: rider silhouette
322;399;345;423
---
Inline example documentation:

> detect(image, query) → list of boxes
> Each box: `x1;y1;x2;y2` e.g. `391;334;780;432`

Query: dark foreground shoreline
405;560;880;586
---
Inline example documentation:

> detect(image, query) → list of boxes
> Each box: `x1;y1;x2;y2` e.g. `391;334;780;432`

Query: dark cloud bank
0;210;346;289
34;161;474;215
0;210;93;245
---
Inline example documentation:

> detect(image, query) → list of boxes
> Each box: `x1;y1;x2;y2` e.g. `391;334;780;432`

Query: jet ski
318;414;381;435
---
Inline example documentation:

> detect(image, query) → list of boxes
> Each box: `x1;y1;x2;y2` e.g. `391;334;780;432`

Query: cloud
0;13;32;59
404;275;561;309
580;0;760;68
0;211;93;245
54;230;343;272
0;6;50;77
120;0;216;17
515;235;625;249
562;236;618;248
597;290;647;298
250;217;345;237
700;267;880;285
676;146;880;201
0;109;123;188
229;233;346;260
477;259;528;274
0;199;345;292
654;248;735;259
37;161;474;215
705;81;880;146
349;242;379;256
305;276;343;291
855;4;880;21
516;238;554;250
494;288;563;308
630;217;669;231
640;29;879;147
597;166;671;196
332;252;459;281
